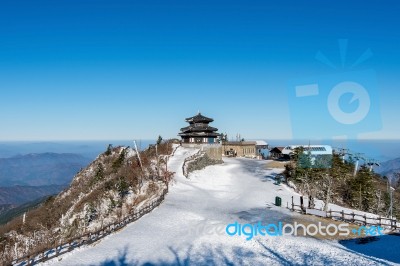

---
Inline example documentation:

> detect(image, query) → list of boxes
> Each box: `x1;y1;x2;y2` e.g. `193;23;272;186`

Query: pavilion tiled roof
185;112;214;123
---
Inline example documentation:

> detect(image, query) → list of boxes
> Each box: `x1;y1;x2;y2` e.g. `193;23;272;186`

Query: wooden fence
10;187;169;266
287;196;400;230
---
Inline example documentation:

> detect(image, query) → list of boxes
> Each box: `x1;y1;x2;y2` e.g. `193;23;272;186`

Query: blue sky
0;0;399;141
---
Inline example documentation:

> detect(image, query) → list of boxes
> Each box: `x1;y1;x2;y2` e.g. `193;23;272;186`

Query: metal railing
288;196;400;230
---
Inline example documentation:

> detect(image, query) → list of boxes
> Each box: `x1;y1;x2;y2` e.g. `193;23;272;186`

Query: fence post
364;214;367;225
300;196;305;213
291;196;294;211
352;212;355;223
341;210;344;220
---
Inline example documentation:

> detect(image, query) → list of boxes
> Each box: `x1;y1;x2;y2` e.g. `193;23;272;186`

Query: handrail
10;187;168;266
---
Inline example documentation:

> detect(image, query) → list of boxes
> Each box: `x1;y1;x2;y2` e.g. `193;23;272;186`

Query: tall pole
390;188;393;219
156;144;160;178
165;156;168;173
354;159;359;176
390;186;395;219
353;153;364;176
359;184;362;210
377;190;381;214
14;243;18;259
133;140;143;172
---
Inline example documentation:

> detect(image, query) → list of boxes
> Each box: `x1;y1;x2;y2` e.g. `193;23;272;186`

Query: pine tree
105;144;113;156
157;135;163;145
350;166;376;211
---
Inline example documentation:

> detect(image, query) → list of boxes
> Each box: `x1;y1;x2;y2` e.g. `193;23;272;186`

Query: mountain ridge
376;157;400;182
0;184;66;205
0;152;91;186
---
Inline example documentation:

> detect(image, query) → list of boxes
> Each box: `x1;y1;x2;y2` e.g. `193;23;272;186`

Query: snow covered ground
42;147;400;266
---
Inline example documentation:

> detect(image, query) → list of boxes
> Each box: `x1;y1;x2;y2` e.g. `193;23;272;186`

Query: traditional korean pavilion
179;112;220;144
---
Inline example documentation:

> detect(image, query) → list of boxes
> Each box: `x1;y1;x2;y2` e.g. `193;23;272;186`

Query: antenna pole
156;144;160;178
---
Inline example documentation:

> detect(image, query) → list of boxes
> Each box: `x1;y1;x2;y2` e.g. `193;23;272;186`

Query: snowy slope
42;147;400;266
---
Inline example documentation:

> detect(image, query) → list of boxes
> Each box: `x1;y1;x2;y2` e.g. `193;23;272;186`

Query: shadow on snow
92;239;395;266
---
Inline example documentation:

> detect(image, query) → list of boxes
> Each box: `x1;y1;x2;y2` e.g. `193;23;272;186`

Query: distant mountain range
0;152;91;186
376;157;400;182
0;142;103;159
0;141;153;160
0;153;91;222
0;185;66;205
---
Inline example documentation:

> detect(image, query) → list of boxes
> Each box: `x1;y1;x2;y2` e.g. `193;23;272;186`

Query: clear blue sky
0;0;399;141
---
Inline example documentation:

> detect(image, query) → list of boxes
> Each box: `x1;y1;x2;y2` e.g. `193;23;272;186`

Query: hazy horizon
1;138;400;162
